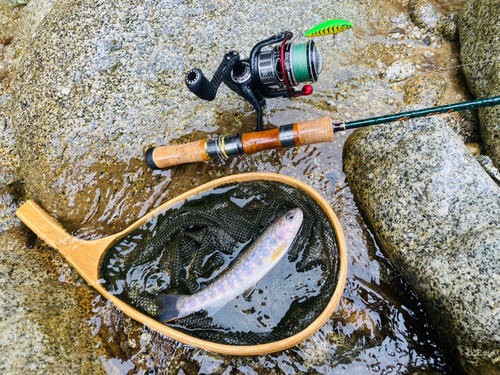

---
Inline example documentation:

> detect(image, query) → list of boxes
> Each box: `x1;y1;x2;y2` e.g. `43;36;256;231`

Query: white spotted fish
156;208;304;322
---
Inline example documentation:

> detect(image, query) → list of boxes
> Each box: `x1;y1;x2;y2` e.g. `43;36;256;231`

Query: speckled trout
156;208;303;322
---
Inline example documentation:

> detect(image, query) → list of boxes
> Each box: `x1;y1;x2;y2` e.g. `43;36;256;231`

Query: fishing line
366;0;466;24
435;58;500;71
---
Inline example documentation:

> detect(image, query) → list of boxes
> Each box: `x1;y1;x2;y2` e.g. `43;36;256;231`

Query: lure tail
156;294;186;323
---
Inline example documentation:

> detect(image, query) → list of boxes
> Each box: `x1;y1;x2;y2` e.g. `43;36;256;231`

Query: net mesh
100;180;340;346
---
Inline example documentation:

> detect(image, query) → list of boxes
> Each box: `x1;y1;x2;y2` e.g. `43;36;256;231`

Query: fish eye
286;212;294;221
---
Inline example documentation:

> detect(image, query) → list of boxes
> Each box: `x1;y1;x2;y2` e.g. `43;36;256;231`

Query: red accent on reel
301;85;313;95
280;36;310;98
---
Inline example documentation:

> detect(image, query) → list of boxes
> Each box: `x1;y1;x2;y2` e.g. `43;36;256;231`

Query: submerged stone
0;227;107;374
409;0;442;31
381;61;416;83
403;75;446;107
0;95;18;187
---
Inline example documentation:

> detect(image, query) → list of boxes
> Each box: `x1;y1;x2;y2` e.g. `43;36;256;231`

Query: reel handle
146;116;333;169
185;51;240;101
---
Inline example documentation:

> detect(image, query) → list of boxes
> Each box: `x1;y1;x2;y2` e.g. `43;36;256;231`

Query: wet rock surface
343;80;500;373
477;154;500;185
403;74;446;106
0;176;107;373
0;95;18;187
0;220;107;374
409;0;442;31
381;60;416;83
459;0;500;169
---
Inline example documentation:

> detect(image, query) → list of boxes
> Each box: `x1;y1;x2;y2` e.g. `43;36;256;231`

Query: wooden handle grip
147;140;209;169
294;116;334;146
240;116;333;154
241;128;281;155
16;200;78;250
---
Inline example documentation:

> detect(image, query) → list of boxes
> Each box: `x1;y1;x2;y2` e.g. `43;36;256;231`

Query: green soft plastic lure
305;19;353;37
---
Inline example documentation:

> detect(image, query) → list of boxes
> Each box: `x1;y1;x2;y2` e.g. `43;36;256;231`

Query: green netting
100;180;340;346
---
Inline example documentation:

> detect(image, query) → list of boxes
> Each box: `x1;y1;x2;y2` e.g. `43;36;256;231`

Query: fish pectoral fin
270;242;288;263
242;286;256;300
203;301;228;317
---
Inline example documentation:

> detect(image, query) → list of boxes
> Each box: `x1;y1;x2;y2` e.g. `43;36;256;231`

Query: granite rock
465;142;480;156
409;0;442;31
0;95;18;187
381;60;416;83
459;0;500;169
343;114;500;373
9;0;368;239
403;75;446;107
0;182;23;233
477;154;500;185
439;13;458;41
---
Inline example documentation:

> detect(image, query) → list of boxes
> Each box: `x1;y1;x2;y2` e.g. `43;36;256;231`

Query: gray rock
402;76;481;145
8;0;368;238
343;116;500;373
403;74;446;107
442;109;480;144
409;0;442;31
0;182;22;233
459;0;500;169
381;60;416;83
439;13;458;41
17;0;57;40
0;95;18;187
477;154;500;185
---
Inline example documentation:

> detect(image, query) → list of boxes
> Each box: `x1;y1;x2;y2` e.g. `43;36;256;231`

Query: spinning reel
185;31;323;131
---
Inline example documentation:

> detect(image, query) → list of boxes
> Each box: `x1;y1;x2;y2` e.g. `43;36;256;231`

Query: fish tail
156;294;186;322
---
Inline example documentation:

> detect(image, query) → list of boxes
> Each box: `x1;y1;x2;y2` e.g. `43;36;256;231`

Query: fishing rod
145;95;500;169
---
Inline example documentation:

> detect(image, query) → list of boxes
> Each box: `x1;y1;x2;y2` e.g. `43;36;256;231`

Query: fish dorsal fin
270;242;287;263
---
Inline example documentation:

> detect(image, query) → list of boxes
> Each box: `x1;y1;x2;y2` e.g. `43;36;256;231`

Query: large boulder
343;110;500;373
459;0;500;168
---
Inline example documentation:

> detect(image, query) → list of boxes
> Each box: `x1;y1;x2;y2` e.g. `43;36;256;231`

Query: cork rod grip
293;116;334;146
146;140;209;169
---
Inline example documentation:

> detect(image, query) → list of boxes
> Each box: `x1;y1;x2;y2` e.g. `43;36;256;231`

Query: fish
305;20;353;37
155;208;304;323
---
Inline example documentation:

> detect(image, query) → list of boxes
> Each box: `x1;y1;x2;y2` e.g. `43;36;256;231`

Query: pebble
381;61;416;83
403;75;446;107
